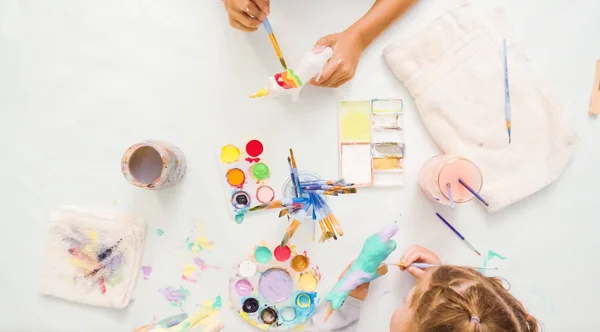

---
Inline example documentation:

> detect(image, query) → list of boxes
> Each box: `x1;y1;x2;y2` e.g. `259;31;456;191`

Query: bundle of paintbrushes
249;149;356;247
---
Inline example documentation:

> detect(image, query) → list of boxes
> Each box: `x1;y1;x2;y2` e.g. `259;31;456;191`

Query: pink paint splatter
193;257;221;271
142;266;152;280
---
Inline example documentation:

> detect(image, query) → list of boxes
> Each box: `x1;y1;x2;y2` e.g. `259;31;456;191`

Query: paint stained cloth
383;3;579;212
40;206;146;308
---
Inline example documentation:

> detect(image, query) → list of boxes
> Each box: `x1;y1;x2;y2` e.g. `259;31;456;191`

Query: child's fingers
231;10;262;29
406;266;426;279
229;18;258;32
315;59;342;85
240;1;265;21
251;0;270;15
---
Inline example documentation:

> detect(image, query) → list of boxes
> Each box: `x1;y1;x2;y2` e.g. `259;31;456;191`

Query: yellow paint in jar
221;145;240;163
298;272;318;292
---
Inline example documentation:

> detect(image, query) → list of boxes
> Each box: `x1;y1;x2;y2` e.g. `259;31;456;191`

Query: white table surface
1;0;599;331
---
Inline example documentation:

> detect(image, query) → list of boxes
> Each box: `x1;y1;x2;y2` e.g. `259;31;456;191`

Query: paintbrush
300;185;355;191
388;262;498;270
300;179;347;186
289;149;302;195
446;183;455;209
435;213;481;256
303;190;338;196
280;202;310;248
458;178;489;207
311;194;337;240
262;18;287;70
287;157;300;197
318;219;333;242
304;188;357;195
316;195;344;236
249;198;307;211
311;195;335;242
503;38;512;144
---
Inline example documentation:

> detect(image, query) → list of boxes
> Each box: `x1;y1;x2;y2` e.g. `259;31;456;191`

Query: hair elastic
470;316;481;324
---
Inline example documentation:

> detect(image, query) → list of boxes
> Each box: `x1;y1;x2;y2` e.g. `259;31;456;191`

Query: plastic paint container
121;140;187;190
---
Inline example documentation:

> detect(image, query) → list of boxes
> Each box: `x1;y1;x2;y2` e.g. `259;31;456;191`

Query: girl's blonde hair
410;266;539;332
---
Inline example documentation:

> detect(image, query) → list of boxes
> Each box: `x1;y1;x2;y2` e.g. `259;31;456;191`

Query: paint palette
229;244;320;330
219;140;276;224
338;99;405;187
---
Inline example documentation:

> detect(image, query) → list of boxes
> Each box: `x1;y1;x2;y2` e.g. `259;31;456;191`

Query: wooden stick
590;59;600;115
324;303;334;322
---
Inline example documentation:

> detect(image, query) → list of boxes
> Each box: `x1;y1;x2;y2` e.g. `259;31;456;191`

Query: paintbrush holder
281;171;328;220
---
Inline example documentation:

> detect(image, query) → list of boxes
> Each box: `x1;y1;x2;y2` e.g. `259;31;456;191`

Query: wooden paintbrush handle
590;59;600;115
328;213;344;236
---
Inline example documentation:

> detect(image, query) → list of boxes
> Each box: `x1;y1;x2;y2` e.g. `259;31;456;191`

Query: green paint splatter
187;242;194;251
212;295;222;309
254;246;272;264
235;213;244;224
157;228;165;236
251;162;270;181
177;322;191;332
482;250;507;274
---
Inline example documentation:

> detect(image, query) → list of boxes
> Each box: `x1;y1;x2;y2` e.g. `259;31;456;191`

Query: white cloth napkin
40;206;145;308
383;4;579;212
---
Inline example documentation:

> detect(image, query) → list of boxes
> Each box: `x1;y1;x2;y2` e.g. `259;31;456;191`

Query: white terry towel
40;206;145;308
383;4;580;212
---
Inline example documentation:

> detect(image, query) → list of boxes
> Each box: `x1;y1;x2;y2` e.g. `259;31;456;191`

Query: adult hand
309;30;365;88
223;0;270;32
399;245;442;279
338;261;388;301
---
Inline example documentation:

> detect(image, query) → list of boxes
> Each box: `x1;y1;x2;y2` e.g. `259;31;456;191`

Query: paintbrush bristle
249;204;267;212
278;209;289;218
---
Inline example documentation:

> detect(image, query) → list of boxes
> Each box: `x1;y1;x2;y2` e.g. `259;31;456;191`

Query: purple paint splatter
159;286;190;307
142;266;152;280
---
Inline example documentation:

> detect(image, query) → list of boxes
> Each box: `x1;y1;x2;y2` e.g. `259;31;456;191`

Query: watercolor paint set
338;99;405;187
218;140;276;224
229;244;320;330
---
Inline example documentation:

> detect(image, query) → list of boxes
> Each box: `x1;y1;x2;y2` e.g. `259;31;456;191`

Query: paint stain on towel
65;229;125;295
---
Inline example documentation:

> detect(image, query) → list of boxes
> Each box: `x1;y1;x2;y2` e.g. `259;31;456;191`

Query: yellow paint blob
298;272;318;292
250;88;270;98
340;101;371;142
221;145;240;163
182;263;196;277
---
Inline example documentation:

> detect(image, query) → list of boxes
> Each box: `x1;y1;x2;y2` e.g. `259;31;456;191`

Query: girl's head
391;266;539;332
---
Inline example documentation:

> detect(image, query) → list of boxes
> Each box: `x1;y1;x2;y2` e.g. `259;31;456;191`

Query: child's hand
399;245;441;279
338;261;388;301
309;30;365;88
223;0;269;32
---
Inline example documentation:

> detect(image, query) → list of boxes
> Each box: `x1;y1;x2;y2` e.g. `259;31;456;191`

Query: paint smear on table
194;257;221;271
159;286;190;308
181;221;220;283
142;266;152;280
186;222;215;255
135;296;224;332
65;229;124;295
482;250;507;275
157;228;165;236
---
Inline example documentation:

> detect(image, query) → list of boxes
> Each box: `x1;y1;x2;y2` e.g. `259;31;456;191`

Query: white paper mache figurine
250;47;334;101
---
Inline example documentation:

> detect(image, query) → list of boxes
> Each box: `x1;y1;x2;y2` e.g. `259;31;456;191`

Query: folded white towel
383;4;580;212
40;206;145;308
